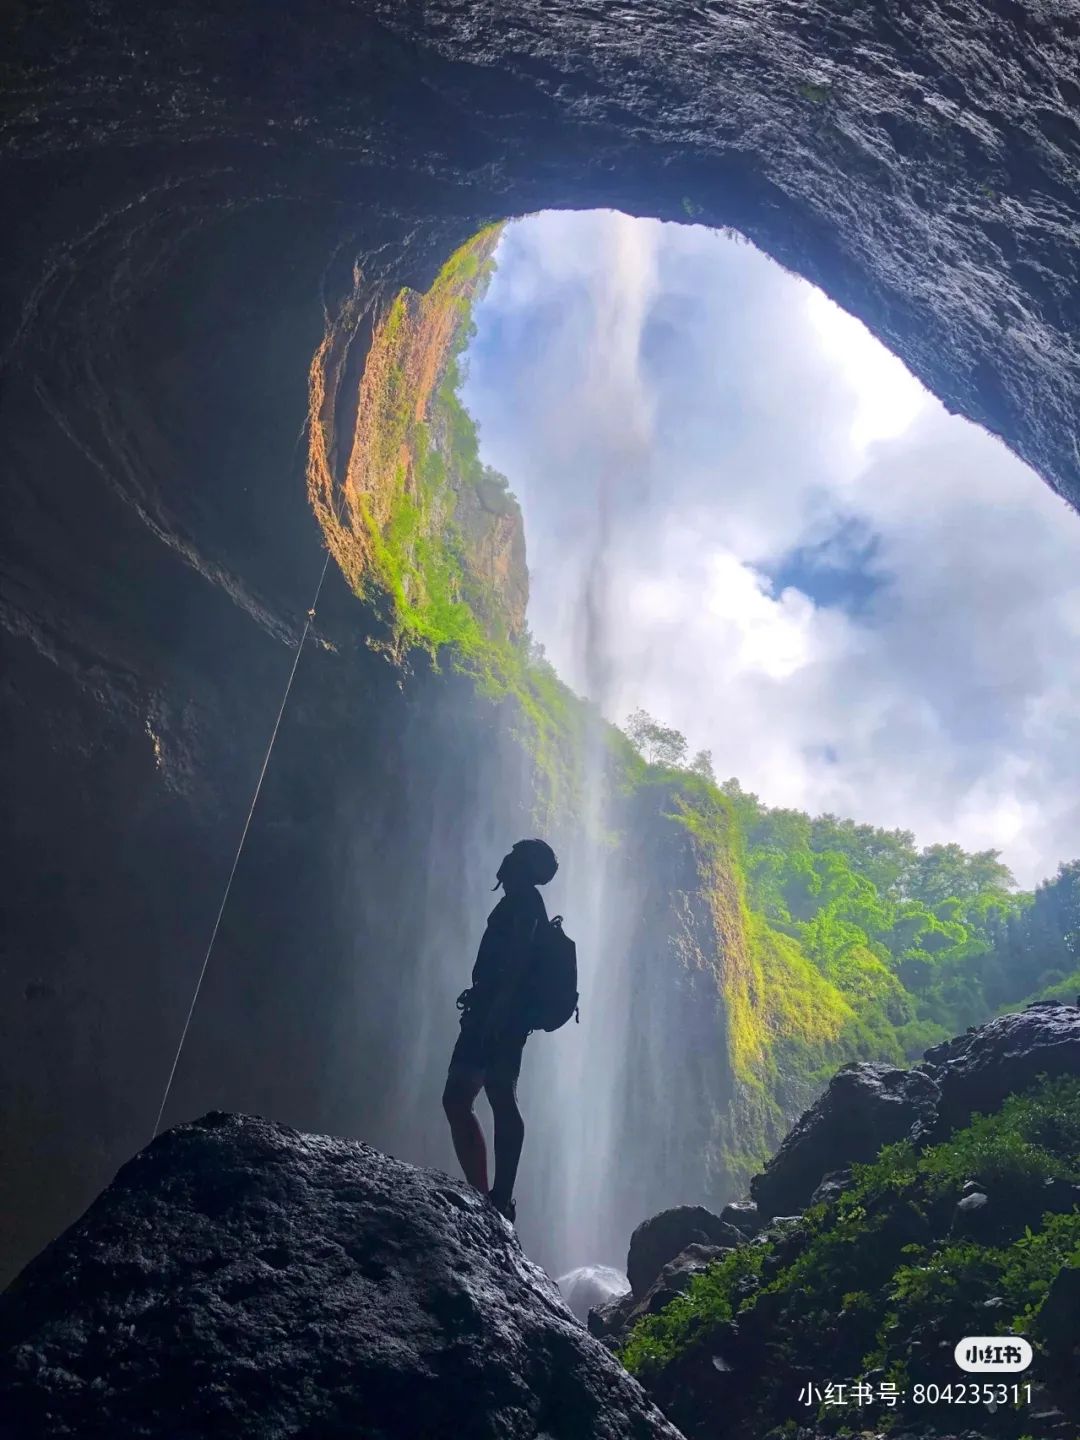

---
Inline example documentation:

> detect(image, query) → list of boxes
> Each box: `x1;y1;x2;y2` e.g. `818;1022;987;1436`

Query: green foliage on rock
349;238;589;821
621;1077;1080;1438
618;711;1079;1186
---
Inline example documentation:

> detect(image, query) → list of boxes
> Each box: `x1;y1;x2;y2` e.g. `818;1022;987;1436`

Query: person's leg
442;1064;489;1193
484;1050;525;1213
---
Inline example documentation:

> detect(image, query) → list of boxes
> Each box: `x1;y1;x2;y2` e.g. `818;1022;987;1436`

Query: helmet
495;838;559;889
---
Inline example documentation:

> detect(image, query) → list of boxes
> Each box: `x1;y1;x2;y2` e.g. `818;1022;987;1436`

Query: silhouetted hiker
442;838;560;1224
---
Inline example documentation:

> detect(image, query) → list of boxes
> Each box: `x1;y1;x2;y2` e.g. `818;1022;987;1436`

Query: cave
3;0;1079;1293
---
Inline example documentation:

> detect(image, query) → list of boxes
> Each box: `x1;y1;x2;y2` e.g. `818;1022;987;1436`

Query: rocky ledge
0;1113;682;1440
589;1002;1080;1440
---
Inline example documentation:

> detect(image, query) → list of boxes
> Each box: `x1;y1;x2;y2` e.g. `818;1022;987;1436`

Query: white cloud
802;287;932;463
462;211;1080;887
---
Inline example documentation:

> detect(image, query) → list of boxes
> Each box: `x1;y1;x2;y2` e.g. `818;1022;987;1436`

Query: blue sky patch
763;518;887;616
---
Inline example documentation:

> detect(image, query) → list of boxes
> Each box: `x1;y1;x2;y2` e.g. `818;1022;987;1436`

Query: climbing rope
150;545;333;1140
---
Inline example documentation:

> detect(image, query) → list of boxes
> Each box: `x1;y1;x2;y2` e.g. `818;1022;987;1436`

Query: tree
689;749;716;781
1032;860;1080;961
624;708;690;769
908;843;1015;907
809;815;917;899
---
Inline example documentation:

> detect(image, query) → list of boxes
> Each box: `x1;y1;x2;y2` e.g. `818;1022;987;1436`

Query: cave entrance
295;206;1080;1274
315;208;1080;897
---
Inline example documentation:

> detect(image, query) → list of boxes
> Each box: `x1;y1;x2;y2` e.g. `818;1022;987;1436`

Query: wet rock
919;1002;1080;1138
627;1207;745;1299
764;1218;810;1256
624;1244;730;1333
1038;1264;1080;1416
718;1200;762;1237
750;1063;939;1219
0;1113;684;1440
808;1168;852;1208
949;1190;991;1239
587;1286;639;1343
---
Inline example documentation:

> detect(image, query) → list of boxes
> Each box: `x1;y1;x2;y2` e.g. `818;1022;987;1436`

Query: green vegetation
621;1076;1080;1437
309;227;592;821
618;715;1079;1181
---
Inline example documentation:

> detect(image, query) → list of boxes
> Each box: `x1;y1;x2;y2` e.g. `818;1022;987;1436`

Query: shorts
449;1014;529;1083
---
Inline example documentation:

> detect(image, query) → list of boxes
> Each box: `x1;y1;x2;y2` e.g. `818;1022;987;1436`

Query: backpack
522;915;580;1033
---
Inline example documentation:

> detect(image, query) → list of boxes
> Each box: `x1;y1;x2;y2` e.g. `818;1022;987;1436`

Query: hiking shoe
488;1190;516;1224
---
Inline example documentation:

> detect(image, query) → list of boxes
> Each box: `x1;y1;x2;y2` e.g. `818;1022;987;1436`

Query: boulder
587;1287;639;1343
750;1063;939;1219
949;1191;991;1240
717;1200;762;1237
1038;1263;1080;1417
0;1113;685;1440
808;1169;852;1208
587;1243;731;1354
623;1244;729;1334
919;1001;1080;1138
626;1207;744;1299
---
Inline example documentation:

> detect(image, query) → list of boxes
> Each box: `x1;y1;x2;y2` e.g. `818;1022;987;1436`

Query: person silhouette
442;838;558;1223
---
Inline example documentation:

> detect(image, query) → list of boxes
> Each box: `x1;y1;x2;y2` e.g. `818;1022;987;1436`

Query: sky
460;209;1080;889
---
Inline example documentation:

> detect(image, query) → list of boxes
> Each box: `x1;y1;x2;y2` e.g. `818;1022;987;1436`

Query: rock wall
3;0;1080;1283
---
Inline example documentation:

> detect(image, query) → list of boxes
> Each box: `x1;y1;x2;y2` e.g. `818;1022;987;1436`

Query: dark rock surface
730;1006;1080;1225
920;999;1080;1137
750;1062;939;1219
5;0;1080;1288
0;1112;684;1440
588;1287;640;1345
627;1207;745;1299
647;1242;731;1301
807;1168;852;1208
594;1244;731;1352
644;1324;742;1437
1039;1263;1080;1417
949;1189;992;1239
718;1199;762;1237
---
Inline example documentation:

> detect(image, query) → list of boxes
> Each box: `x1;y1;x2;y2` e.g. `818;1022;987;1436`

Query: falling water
336;212;709;1284
556;1264;630;1324
522;455;662;1277
356;459;674;1282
